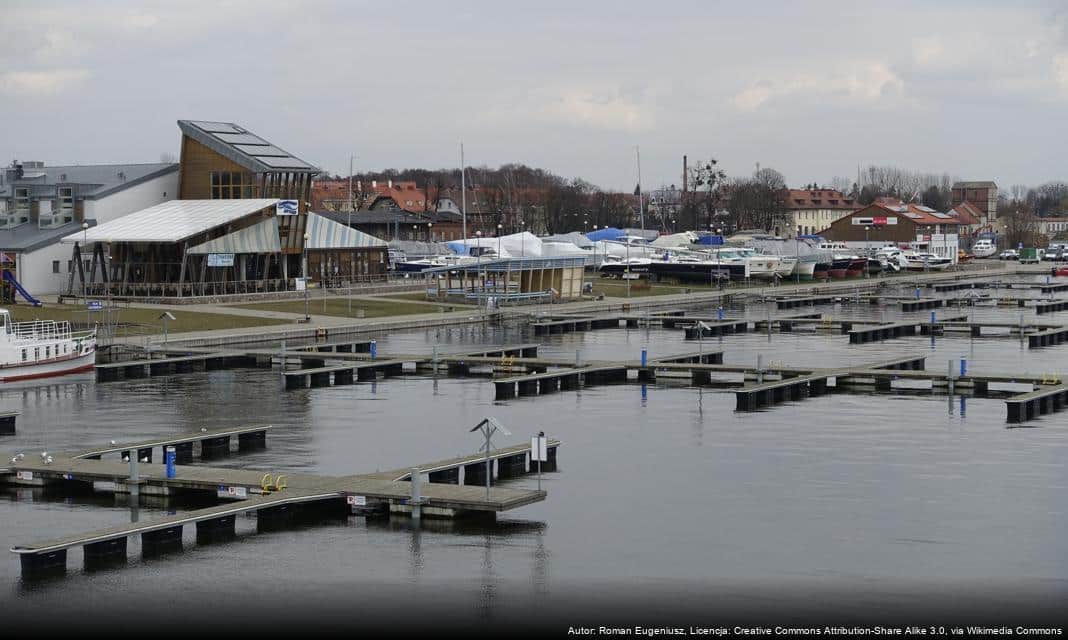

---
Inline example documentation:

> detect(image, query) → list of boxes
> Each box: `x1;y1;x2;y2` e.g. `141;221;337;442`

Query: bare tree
681;157;727;231
1001;200;1040;248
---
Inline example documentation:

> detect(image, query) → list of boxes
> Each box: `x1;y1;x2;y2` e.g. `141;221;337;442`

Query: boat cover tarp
585;227;626;242
446;232;585;259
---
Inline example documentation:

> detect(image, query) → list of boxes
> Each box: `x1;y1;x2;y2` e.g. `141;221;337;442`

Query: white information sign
347;495;367;506
207;253;235;267
530;436;548;462
16;470;32;481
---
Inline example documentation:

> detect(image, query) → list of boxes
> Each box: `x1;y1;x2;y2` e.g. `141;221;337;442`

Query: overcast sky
1;0;1066;192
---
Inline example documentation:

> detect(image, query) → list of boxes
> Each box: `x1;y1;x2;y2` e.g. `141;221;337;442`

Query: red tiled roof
949;201;981;226
787;189;855;209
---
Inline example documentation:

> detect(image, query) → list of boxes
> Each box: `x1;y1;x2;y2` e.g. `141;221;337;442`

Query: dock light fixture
158;311;176;347
695;321;710;358
469;417;511;500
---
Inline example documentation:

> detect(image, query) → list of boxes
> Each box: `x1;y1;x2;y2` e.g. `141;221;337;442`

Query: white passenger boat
0;309;96;382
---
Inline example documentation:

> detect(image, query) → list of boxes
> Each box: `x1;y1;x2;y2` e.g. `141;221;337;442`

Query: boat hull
0;351;96;382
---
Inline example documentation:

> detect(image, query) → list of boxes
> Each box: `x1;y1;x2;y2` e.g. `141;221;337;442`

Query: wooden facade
177;135;313;255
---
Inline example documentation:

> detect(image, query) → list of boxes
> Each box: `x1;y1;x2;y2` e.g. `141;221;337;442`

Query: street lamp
427;222;433;242
302;231;311;321
469;417;511;500
81;222;89;298
519;219;525;257
497;223;503;257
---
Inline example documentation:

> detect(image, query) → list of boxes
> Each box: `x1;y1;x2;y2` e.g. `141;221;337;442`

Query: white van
972;239;996;258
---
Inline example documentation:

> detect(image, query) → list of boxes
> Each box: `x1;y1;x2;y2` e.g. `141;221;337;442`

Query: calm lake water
2;278;1067;630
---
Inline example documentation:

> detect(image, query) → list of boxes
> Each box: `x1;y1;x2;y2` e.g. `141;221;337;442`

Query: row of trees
998;183;1068;248
330;160;1065;239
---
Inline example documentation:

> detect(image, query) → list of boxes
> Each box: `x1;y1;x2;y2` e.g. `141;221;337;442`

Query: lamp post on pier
469;417;511;500
302;232;310;321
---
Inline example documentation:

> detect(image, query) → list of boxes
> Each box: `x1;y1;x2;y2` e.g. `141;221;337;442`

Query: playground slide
2;271;42;306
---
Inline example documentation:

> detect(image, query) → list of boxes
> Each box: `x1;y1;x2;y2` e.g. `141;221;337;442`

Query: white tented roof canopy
187;217;281;254
304;212;387;249
61;199;279;244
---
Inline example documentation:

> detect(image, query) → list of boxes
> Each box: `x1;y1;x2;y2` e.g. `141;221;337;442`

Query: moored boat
0;310;96;382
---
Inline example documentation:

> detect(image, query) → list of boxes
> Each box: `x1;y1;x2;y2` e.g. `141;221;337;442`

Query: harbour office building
64;121;387;299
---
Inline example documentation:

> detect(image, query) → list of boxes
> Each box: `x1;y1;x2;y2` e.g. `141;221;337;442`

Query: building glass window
210;172;255;199
14;187;30;214
59;187;74;213
21;349;26;362
52;260;60;273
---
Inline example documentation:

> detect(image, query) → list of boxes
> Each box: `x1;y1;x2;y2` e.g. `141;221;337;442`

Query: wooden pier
733;354;928;411
1005;385;1068;423
71;424;272;463
1034;299;1068;314
3;424;560;577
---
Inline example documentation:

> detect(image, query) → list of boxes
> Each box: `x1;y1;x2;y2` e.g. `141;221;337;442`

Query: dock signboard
15;470;32;481
87;300;103;311
216;485;248;499
347;495;367;506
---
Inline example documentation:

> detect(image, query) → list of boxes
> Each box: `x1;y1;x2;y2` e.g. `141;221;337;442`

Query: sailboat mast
636;146;644;232
461;142;467;241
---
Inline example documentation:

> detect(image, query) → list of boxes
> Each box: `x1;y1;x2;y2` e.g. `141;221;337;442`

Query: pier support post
197;514;239;544
238;431;267;451
20;550;67;578
257;504;295;532
174;442;194;463
141;525;183;556
84;537;127;570
200;436;230;459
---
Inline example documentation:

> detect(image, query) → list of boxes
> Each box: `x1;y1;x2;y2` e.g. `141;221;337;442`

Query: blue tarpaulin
585;227;626;242
696;235;725;246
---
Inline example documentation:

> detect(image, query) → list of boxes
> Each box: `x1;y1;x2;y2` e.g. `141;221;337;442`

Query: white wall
14;170;176;296
83;170;178;224
14;241;81;297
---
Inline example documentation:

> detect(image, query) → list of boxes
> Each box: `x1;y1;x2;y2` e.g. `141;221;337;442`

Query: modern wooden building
61;120;388;298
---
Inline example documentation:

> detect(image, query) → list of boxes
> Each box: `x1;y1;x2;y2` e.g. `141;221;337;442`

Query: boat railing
11;319;73;341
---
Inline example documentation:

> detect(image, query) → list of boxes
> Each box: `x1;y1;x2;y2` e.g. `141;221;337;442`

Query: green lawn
235;297;458;318
6;304;289;333
378;292;477;305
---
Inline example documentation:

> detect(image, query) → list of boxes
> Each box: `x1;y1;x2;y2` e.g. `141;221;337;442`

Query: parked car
1044;247;1067;261
999;249;1019;260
